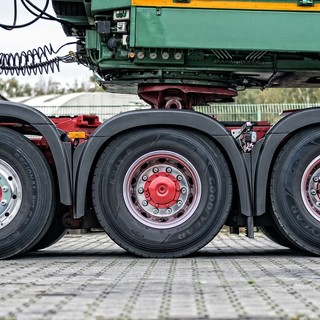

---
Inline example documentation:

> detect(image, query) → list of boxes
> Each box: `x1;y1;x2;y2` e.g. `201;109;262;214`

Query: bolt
142;200;148;206
162;52;169;60
166;208;172;214
1;200;7;206
174;52;182;60
138;188;144;194
153;209;159;214
149;52;157;60
166;167;172;173
181;188;187;194
311;189;317;196
137;51;145;59
316;202;320;207
142;175;148;181
1;186;8;193
153;167;159;173
314;177;319;182
177;175;183;181
177;200;183;206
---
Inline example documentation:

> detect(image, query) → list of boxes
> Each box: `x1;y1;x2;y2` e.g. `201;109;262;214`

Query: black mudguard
254;107;320;216
0;101;72;205
73;109;251;218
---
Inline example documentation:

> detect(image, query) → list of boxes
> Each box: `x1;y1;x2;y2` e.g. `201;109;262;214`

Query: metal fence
195;103;320;123
33;103;320;124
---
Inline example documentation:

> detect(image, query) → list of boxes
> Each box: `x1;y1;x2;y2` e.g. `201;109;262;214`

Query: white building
12;92;149;121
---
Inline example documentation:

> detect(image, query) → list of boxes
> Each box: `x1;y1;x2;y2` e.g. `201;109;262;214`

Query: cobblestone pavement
0;232;320;320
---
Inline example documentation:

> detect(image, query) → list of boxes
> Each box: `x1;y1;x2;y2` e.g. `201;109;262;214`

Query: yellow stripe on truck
132;0;320;12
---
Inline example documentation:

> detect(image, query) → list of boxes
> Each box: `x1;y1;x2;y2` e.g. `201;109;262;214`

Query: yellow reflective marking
68;132;86;139
132;0;320;11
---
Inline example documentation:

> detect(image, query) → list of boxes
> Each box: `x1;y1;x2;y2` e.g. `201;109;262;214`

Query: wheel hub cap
144;173;180;208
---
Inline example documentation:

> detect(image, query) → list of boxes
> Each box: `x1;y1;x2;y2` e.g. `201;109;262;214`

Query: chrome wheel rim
0;159;22;229
123;150;201;229
301;155;320;222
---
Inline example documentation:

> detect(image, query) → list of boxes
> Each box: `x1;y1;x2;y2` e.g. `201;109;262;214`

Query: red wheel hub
144;172;181;208
0;188;2;201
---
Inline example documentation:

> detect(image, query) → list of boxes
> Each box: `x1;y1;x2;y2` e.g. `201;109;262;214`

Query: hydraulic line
0;1;86;75
0;42;79;76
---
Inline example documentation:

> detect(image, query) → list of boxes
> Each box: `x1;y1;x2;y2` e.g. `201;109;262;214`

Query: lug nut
153;167;159;173
142;175;148;181
138;188;144;194
142;200;148;206
1;200;7;206
181;188;187;194
166;208;172;214
166;167;172;173
177;175;183;181
153;209;159;214
314;177;319;182
311;189;317;196
1;186;8;193
177;200;183;206
316;202;320;207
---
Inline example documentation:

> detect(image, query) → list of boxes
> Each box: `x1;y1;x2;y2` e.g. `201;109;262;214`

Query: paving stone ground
0;231;319;320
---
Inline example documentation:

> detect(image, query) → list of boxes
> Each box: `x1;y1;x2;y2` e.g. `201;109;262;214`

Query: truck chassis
1;0;320;258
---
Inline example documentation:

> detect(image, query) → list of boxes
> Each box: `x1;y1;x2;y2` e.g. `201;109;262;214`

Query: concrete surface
0;232;319;320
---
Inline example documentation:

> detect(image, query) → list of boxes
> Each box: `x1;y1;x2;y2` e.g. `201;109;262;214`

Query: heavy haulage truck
1;0;320;259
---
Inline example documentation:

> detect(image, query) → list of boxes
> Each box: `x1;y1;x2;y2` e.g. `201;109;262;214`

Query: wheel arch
254;107;320;216
74;109;251;218
0;101;72;205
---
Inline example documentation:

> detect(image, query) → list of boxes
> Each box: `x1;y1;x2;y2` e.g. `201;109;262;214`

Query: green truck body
54;0;320;90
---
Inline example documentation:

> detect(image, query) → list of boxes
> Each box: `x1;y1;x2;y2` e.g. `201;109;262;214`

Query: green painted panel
91;0;131;12
135;8;320;52
130;7;136;47
86;30;98;49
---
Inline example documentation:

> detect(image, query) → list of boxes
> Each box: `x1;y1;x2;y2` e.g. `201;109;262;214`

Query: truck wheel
92;128;232;257
0;127;56;259
270;127;320;255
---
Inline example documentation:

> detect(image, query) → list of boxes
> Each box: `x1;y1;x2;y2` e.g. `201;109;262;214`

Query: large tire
0;127;56;259
92;128;233;257
270;127;320;255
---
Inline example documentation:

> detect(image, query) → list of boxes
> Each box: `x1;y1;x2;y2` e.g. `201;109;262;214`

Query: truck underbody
1;0;320;258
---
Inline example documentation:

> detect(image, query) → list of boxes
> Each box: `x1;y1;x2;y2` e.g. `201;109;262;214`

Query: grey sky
0;1;92;86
